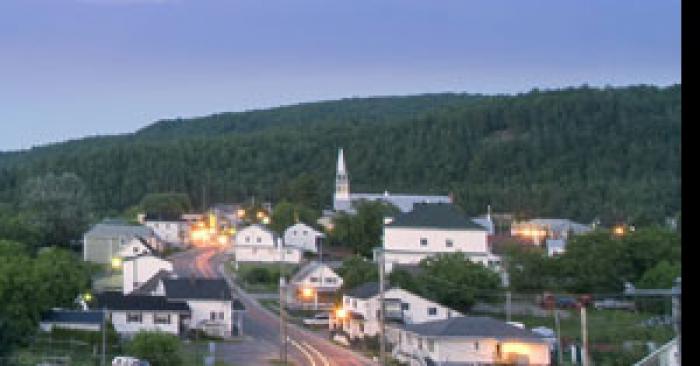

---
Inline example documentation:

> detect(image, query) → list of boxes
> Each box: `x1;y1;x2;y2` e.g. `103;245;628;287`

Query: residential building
287;261;343;310
378;202;500;272
117;237;156;259
94;291;189;336
233;224;302;263
142;213;190;245
283;222;325;254
330;283;461;340
83;219;162;264
391;316;551;366
162;278;234;338
332;148;451;213
511;218;592;246
122;254;174;295
39;310;104;332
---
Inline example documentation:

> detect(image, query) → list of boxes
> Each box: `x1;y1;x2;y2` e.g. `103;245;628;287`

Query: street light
111;257;122;270
613;225;625;237
335;308;347;319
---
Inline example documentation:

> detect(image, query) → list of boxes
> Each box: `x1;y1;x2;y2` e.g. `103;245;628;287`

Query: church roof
386;202;486;230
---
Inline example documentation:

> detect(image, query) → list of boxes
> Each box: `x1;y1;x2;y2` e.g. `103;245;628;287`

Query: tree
337;255;378;291
126;331;184;366
415;253;502;311
269;201;320;234
20;172;93;247
140;192;192;217
330;200;399;256
637;260;681;289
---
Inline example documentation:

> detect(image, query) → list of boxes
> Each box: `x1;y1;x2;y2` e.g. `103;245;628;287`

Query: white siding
234;246;302;264
109;311;180;335
186;300;233;337
283;223;324;253
122;256;173;294
145;221;188;243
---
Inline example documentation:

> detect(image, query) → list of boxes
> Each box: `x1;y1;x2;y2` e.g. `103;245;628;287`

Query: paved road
170;247;376;366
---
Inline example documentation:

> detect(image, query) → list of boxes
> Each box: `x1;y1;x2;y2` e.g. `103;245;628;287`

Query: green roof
386;203;485;230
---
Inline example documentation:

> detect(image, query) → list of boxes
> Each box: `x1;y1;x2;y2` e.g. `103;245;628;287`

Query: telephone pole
554;309;563;366
278;239;288;364
378;249;386;365
580;305;589;366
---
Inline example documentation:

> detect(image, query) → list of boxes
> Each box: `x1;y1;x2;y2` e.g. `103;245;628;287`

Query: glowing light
217;235;228;246
83;293;93;302
262;217;270;225
613;226;625;236
237;209;246;218
501;342;536;357
301;287;315;298
256;211;266;219
335;308;347;319
111;257;122;269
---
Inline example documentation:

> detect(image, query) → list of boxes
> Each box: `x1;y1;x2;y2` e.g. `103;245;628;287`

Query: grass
226;261;299;293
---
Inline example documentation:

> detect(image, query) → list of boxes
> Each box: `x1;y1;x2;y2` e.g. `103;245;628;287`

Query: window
418;338;423;350
154;313;171;324
401;303;409;311
133;247;139;253
245;236;250;243
126;312;142;323
210;312;217;321
427;339;435;353
310;277;319;283
496;343;501;357
352;299;357;308
219;312;225;320
345;298;351;305
325;277;337;284
428;307;437;316
294;230;297;235
286;249;292;255
303;230;308;236
474;341;479;350
446;239;453;247
420;238;428;246
359;323;364;332
256;237;261;243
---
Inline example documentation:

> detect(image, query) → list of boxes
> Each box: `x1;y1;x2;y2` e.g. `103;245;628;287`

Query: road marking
302;340;331;366
290;338;317;366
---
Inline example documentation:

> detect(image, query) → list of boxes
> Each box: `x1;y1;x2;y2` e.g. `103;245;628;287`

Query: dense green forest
0;84;681;226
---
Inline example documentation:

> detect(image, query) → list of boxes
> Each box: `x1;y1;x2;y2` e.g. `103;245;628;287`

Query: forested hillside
0;84;681;225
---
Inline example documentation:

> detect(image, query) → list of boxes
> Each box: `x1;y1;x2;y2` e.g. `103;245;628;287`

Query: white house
122;254;174;295
283;222;325;254
39;310;104;332
233;224;302;264
95;291;189;337
287;261;343;310
378;202;499;272
390;316;551;366
330;283;462;341
83;219;162;264
332;148;451;213
117;237;156;259
162;278;234;338
143;213;190;245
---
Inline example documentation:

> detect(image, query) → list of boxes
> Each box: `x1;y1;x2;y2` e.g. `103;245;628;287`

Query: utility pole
580;305;589;366
101;308;106;366
378;249;386;365
278;240;288;364
506;291;512;322
554;309;563;366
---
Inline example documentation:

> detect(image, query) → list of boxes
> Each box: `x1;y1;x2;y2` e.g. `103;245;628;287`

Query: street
169;247;376;366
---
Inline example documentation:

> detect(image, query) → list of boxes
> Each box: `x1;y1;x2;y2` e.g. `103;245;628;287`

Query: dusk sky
0;0;680;151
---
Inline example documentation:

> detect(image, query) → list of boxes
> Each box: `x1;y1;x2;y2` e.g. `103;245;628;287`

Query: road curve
171;247;376;366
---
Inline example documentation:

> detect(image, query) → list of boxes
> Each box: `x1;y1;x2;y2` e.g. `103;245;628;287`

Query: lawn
227;261;298;293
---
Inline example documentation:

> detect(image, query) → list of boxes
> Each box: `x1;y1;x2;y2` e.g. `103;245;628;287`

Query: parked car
303;312;330;326
556;296;578;309
112;357;150;366
593;298;636;311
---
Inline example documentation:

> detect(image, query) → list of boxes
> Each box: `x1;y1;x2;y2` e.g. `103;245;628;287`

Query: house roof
85;221;155;239
163;278;232;301
131;269;174;295
346;282;394;299
145;212;184;222
236;224;279;241
336;194;451;213
403;316;546;341
386;203;486;230
95;291;189;312
284;222;325;237
290;261;338;284
41;310;104;324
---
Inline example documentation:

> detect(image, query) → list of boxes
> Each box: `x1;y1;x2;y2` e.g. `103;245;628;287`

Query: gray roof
163;278;232;301
131;269;174;295
95;291;189;312
290;261;336;283
85;220;155;239
386;203;486;230
335;193;451;213
346;282;394;299
41;310;104;324
403;316;546;341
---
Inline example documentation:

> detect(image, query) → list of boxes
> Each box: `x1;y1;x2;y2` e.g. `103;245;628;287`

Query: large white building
377;202;500;272
233;224;302;264
162;278;234;338
122;254;174;295
332;148;451;213
390;316;551;366
283;222;325;254
287;261;343;310
95;291;189;337
330;283;462;341
83;219;162;264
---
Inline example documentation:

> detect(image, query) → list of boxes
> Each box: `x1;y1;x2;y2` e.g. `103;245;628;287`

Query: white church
332;148;452;213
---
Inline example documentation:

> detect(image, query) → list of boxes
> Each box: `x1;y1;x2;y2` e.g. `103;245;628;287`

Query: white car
303;312;330;326
112;357;150;366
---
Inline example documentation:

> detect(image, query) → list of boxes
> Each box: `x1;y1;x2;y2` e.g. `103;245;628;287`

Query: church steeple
335;148;349;200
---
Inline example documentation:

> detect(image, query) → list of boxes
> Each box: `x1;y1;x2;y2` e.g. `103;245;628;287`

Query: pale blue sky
0;0;681;151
